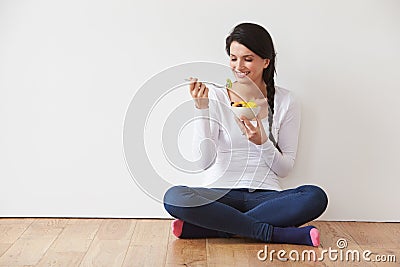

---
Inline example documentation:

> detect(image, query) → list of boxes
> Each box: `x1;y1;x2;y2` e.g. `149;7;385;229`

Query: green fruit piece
226;78;232;89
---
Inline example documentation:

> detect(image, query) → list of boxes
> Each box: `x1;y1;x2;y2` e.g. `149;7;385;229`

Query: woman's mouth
235;70;250;78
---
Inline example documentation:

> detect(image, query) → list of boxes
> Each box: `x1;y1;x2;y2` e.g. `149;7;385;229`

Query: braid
267;80;275;114
263;53;276;115
263;53;281;153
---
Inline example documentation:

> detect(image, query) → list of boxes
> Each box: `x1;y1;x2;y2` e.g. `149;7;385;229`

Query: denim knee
163;185;188;216
300;184;328;215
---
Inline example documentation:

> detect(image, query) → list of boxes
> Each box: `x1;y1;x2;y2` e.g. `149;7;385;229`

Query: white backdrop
1;0;399;221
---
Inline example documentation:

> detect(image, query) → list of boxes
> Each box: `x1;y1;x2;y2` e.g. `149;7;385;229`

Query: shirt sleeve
192;106;219;170
255;94;301;178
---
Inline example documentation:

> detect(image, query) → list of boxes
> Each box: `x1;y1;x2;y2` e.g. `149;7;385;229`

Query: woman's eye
245;59;253;62
231;58;237;61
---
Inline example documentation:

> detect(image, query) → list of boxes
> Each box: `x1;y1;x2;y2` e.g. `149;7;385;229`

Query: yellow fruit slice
230;101;257;108
247;101;257;108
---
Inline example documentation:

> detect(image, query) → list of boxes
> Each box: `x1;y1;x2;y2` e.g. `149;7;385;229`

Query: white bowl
230;106;260;120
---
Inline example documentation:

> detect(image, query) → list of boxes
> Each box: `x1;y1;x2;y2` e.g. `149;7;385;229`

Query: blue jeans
163;185;328;242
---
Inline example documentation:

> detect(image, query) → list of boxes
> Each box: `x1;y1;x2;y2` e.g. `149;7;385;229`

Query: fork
184;78;226;88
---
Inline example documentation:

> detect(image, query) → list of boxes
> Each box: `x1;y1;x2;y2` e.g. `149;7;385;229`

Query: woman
163;22;328;246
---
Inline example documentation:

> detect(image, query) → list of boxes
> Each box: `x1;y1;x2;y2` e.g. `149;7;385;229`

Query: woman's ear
264;59;270;69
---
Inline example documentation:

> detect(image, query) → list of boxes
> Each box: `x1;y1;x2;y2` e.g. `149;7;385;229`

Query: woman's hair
225;22;277;115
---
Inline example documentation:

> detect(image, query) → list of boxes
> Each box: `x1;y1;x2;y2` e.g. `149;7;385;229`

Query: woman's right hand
189;77;209;109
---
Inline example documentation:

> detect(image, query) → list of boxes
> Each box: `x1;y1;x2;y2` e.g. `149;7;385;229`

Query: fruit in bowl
230;101;260;120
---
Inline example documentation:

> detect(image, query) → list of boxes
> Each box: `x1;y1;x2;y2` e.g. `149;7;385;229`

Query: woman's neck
255;79;267;98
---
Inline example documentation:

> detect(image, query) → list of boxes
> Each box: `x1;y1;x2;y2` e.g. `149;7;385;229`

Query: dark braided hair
225;22;277;114
225;23;281;151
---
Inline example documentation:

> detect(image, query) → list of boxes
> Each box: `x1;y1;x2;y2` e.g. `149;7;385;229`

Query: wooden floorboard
0;219;398;266
122;219;170;267
165;235;207;266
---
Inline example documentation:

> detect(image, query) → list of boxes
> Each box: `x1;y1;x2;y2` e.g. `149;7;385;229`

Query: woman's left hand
236;115;268;145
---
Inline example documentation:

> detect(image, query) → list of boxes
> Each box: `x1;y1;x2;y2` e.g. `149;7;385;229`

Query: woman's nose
236;59;244;69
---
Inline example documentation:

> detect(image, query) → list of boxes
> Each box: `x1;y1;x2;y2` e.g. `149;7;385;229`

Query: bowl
230;106;260;120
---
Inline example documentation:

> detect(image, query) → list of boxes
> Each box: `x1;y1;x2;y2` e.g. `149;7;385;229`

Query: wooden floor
0;219;398;266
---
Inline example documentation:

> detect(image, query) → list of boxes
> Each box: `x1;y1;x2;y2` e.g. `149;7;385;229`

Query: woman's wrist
193;98;209;109
194;103;209;109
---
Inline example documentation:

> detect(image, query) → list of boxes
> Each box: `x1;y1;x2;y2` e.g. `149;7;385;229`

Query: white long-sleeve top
192;84;301;191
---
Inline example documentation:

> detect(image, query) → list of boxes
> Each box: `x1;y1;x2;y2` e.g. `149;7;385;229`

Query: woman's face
229;41;270;85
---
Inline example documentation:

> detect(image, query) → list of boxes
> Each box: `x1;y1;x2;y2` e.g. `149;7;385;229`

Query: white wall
1;0;399;221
